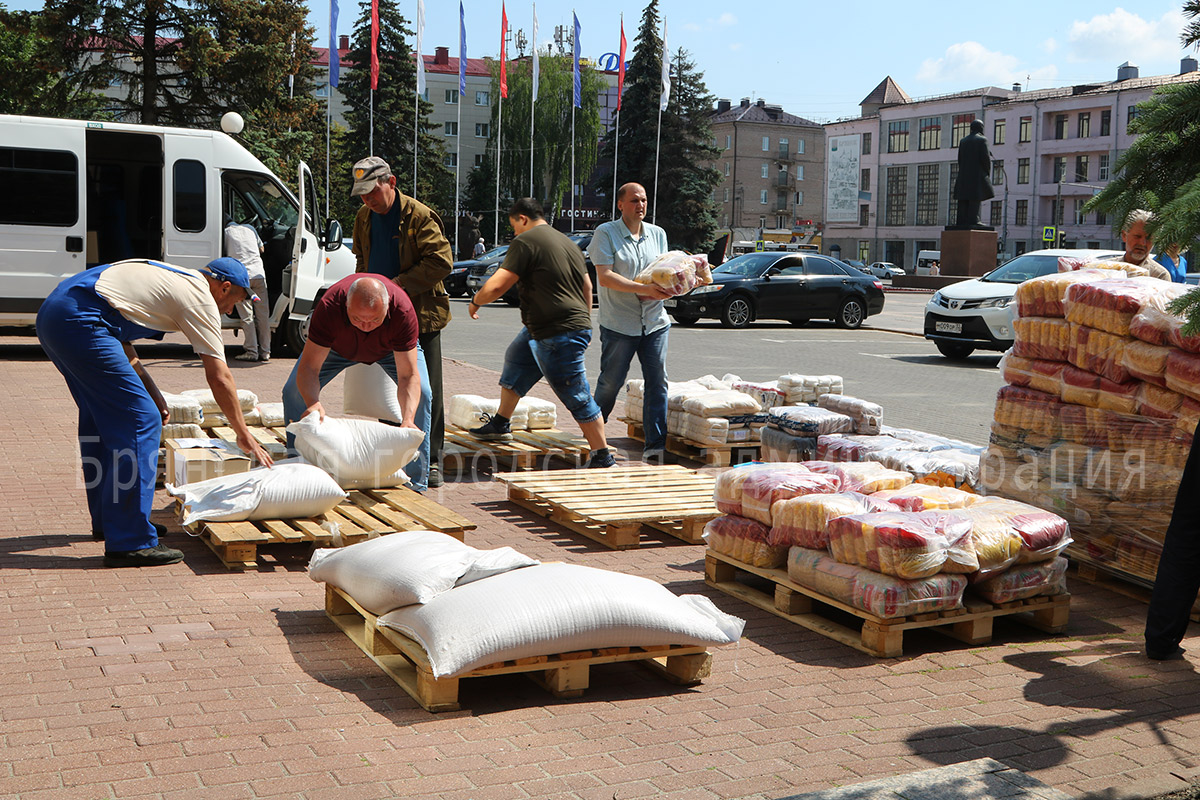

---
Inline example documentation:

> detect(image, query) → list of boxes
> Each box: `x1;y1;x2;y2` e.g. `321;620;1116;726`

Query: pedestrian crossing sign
1042;226;1056;242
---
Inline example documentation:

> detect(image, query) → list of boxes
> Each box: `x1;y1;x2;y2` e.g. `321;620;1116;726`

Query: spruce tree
0;1;112;118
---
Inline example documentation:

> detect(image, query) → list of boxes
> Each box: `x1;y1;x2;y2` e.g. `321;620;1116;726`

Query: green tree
334;0;453;220
0;1;112;118
462;150;512;247
599;0;719;251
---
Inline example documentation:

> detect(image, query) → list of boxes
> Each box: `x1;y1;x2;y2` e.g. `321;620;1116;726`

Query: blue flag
328;0;339;87
459;2;467;95
572;12;581;108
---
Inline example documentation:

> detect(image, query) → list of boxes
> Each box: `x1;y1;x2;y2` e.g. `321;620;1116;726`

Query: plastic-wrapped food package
739;467;842;526
816;393;883;435
182;388;258;414
681;389;762;417
695;374;732;391
1060;364;1139;414
1068;324;1134;384
162;423;205;440
870;484;981;512
723;414;768;443
1128;302;1200;352
634;250;712;296
162;392;204;425
1122;340;1172;387
802;460;913;493
768;491;900;549
1165;349;1200;402
715;463;813;517
1016;269;1112;318
970;556;1068;604
703;514;786;568
880;428;985;455
778;374;844;404
199;408;262;429
1012;317;1073;362
760;426;819;462
787;547;967;619
994;386;1063;438
1064;277;1187;337
826;510;977;579
817;434;899;462
1138;383;1185;420
680;413;729;446
768;405;855;436
731;380;786;410
1058;257;1148;277
1000;353;1066;396
865;448;981;489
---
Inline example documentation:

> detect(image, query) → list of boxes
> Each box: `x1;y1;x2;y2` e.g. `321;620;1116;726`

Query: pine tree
0;1;112;118
335;0;453;219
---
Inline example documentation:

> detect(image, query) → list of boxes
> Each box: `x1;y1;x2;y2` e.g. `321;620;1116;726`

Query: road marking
761;338;913;344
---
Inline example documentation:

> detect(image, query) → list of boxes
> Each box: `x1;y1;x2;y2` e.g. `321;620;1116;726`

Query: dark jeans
420;329;444;464
1145;423;1200;652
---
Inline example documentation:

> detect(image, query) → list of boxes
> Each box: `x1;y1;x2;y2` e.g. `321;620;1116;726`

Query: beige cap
350;156;392;196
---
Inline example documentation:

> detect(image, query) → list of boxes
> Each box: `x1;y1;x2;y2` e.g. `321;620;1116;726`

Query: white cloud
1067;7;1185;66
916;41;1056;87
1043;37;1057;55
729;42;743;52
716;13;737;27
683;22;701;32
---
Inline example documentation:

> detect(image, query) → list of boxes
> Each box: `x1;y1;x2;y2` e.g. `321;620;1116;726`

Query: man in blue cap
37;257;275;568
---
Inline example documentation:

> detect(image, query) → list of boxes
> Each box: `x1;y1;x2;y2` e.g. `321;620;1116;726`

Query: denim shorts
500;327;602;423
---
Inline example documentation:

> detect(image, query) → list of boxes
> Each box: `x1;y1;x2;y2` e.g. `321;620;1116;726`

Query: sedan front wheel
720;296;753;328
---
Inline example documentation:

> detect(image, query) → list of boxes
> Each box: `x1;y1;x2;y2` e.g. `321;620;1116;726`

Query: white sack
287;412;424;488
181;388;258;414
379;563;745;677
447;394;529;430
256;403;286;428
162;423;205;440
162;392;204;424
681;389;762;417
309;530;538;615
199;408;261;429
343;363;404;424
166;460;347;525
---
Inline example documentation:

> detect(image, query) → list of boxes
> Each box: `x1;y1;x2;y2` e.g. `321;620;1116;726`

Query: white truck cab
0;114;354;352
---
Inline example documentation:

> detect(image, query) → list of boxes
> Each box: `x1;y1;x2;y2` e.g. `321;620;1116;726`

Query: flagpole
370;90;374;154
494;95;502;245
455;95;461;257
611;106;619;218
652;104;661;225
653;19;668;225
530;3;538;198
328;0;337;217
412;93;418;198
415;0;425;198
529;88;535;198
571;104;576;234
326;90;331;218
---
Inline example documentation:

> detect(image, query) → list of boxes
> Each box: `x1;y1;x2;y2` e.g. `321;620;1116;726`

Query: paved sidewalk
3;331;1200;800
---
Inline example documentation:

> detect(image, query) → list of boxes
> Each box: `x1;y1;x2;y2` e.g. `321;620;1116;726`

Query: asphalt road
446;291;1006;446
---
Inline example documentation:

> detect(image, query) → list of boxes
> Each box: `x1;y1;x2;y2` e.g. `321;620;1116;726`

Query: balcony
776;174;791;188
776;148;792;163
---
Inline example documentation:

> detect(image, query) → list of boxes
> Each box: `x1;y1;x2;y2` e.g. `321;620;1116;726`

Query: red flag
369;0;379;90
499;3;508;99
617;19;626;110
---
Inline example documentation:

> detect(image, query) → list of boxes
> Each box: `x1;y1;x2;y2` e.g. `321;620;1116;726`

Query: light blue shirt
590;218;670;336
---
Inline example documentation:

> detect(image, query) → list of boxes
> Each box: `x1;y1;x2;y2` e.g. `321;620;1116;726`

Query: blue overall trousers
37;262;192;552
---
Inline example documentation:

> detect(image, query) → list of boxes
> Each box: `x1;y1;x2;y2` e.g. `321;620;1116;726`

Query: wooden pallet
493;465;718;549
442;425;591;473
705;550;1070;658
623;421;761;467
324;584;712;712
180;484;476;571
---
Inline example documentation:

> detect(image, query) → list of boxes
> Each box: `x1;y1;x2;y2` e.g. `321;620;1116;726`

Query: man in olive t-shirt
467;198;615;468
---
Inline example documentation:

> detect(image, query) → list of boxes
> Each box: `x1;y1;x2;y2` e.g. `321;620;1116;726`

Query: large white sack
256;402;286;427
166;460;347;525
447;394;529;430
162;392;204;424
378;563;745;677
309;530;538;614
343;363;404;424
181;388;258;414
519;397;557;430
287;412;423;488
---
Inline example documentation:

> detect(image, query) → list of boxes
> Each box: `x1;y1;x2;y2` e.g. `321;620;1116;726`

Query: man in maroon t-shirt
282;275;432;490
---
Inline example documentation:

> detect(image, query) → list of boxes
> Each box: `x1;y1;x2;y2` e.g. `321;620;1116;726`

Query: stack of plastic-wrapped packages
704;462;1072;619
159;389;285;442
985;259;1196;585
625;374;768;446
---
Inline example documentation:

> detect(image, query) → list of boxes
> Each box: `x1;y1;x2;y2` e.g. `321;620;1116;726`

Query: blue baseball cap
203;257;259;302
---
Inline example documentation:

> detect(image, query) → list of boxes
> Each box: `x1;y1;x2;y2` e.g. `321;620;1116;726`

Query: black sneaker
93;522;168;542
586;448;617;468
428;464;443;488
469;414;513;441
104;544;185;568
1147;644;1186;661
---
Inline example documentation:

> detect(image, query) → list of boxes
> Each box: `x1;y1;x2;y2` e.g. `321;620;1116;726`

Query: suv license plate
935;321;963;334
664;299;677;308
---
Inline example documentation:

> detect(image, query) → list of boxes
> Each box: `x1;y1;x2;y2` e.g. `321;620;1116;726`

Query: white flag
531;3;539;102
659;19;670;112
416;0;426;96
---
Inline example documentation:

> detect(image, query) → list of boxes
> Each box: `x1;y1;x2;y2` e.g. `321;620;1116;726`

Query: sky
6;1;1197;121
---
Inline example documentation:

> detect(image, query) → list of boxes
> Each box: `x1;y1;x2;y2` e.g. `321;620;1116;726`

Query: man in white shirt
224;220;271;361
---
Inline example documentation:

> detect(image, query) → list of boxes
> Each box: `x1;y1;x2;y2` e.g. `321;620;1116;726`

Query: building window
859;204;870;226
1127;105;1139;132
723;188;729;203
1015;241;1028;256
951;114;975;146
760;189;768;204
887;121;909;153
992;159;1004;186
948;163;958;219
476;90;490;105
862;132;871;155
797;139;805;154
1074;198;1085;225
1016;199;1028;226
885;165;907;226
779;137;789;157
795;191;804;204
860;168;870;192
722;214;728;227
474;154;484;167
993;118;1006;145
759;216;766;228
1052;156;1066;184
1078;112;1091;138
990;201;1002;227
918;116;941;151
1075;155;1089;182
475;123;490;138
724;162;730;176
444;121;458;136
761;162;769;179
762;136;770;151
915;163;939;226
1017;157;1030;184
445;89;459;104
1098;153;1110;181
796;164;805;180
444;153;457;167
1019;116;1031;143
859;241;871;262
1096;210;1107;226
725;134;731;149
1100;109;1111;136
1054;113;1067;139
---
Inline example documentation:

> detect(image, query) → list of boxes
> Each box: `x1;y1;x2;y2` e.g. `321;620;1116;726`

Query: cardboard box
164;439;253;486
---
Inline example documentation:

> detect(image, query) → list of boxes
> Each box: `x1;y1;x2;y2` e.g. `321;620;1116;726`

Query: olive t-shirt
499;223;591;340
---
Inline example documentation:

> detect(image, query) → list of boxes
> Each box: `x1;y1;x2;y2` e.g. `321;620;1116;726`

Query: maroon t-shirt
306;275;419;363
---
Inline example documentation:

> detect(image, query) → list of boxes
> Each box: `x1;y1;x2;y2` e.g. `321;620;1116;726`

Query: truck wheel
281;315;310;356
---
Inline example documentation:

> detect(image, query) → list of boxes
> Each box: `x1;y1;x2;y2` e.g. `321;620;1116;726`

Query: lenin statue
952;119;995;229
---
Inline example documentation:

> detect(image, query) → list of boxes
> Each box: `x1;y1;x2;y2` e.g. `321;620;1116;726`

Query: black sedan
667;252;885;329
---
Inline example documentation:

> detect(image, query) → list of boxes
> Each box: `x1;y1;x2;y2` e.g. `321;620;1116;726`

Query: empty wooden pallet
443;425;592;473
324;584;712;712
493;465;719;549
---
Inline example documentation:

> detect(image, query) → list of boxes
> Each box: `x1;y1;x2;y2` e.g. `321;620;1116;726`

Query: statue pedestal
940;229;998;277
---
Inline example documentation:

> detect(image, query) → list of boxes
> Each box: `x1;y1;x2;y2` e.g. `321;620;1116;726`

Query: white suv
924;248;1122;359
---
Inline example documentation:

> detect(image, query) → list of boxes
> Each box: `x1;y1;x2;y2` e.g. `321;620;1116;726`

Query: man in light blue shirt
590;182;673;460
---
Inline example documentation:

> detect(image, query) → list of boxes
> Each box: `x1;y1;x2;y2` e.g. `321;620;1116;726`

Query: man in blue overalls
37;258;275;567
